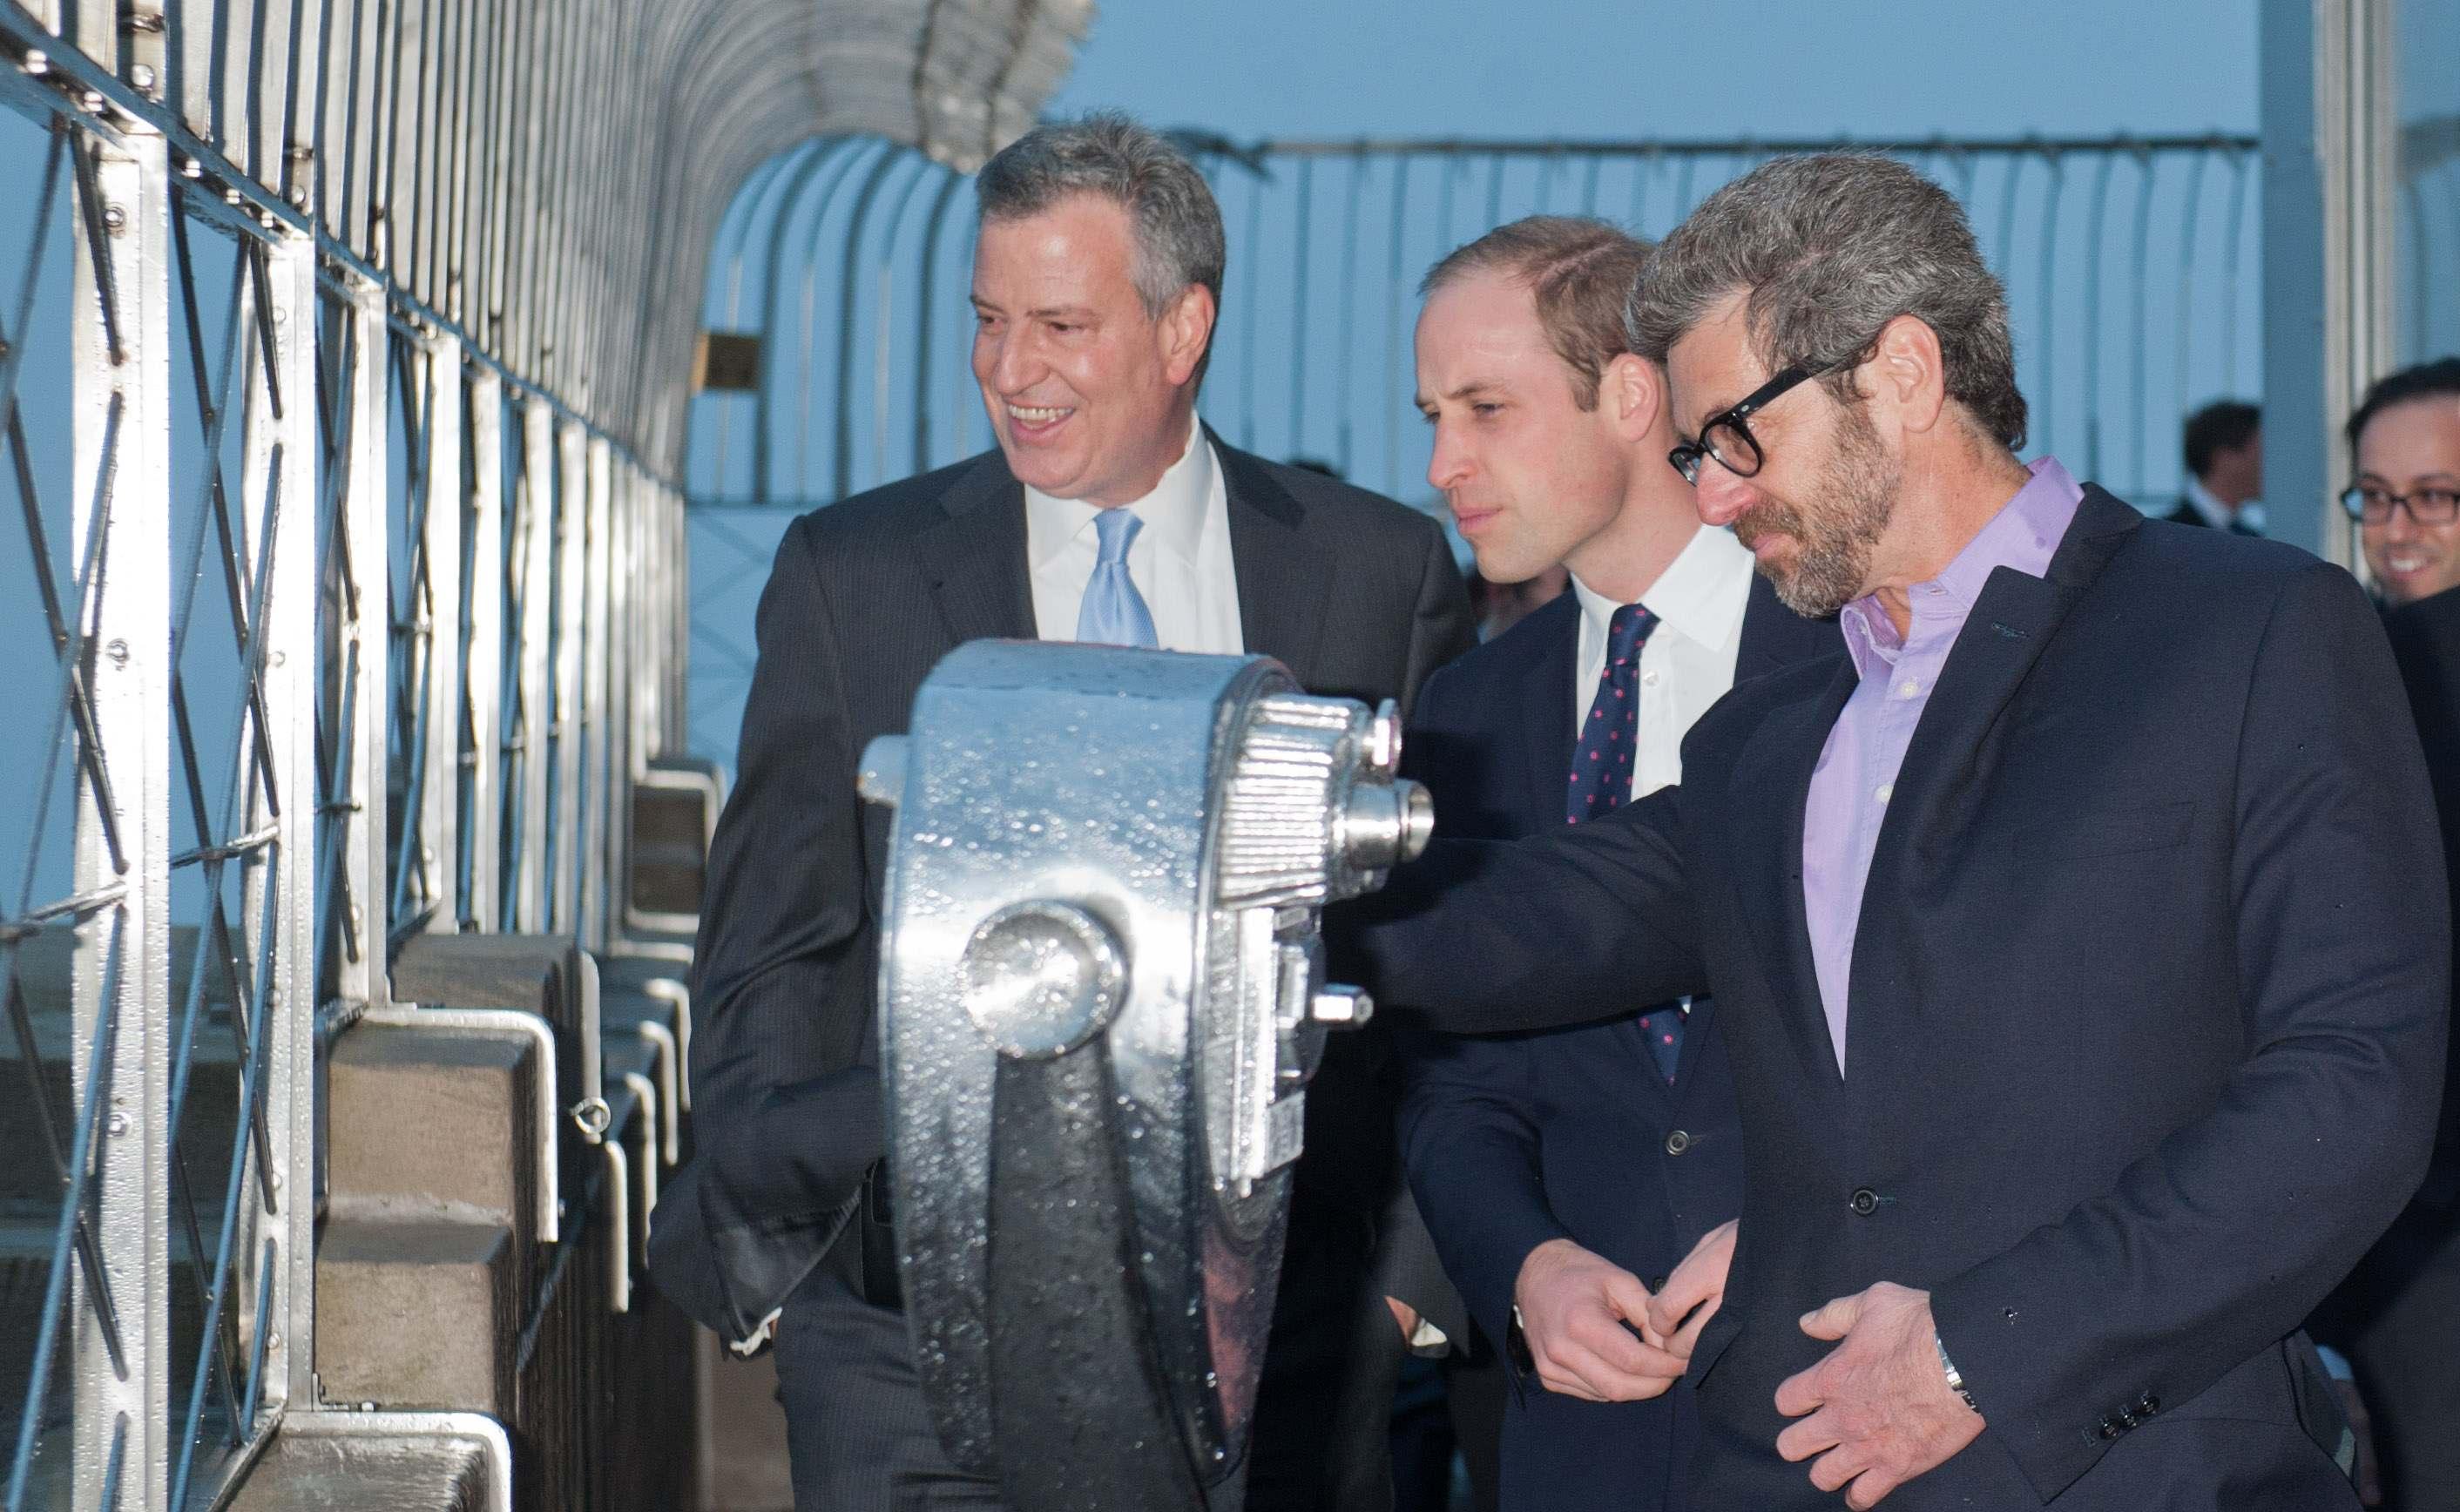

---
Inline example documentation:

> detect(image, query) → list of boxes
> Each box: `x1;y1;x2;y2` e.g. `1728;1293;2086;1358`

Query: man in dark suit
2164;399;2264;535
649;112;1474;1512
1353;154;2447;1511
2315;356;2460;1509
1386;215;1835;1512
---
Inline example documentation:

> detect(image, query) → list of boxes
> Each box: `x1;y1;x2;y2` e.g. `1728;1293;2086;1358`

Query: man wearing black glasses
2313;356;2460;1511
1349;154;2445;1510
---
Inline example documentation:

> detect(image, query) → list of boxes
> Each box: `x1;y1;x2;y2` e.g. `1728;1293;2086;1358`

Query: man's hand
1773;1283;1984;1509
1513;1239;1688;1402
1647;1218;1736;1359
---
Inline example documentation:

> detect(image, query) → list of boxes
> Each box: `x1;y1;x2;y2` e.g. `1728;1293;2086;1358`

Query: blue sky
1052;1;2258;140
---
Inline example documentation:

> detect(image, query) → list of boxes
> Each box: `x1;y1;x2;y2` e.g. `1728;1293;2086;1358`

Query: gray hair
1625;154;2027;450
976;111;1227;321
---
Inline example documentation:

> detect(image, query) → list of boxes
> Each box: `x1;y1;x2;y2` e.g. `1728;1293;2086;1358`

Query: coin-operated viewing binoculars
858;642;1434;1511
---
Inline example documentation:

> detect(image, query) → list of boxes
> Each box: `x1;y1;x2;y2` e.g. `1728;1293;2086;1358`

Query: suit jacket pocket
1686;1305;1745;1389
2011;800;2193;862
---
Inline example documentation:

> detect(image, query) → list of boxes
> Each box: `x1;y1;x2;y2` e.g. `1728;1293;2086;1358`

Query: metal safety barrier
0;0;1081;1506
683;130;2310;516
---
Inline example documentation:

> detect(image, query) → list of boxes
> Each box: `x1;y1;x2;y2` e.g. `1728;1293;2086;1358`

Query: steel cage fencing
680;129;2306;765
0;0;1071;1503
684;132;2304;515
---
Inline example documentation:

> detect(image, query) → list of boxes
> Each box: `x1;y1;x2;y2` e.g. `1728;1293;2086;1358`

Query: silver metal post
462;368;504;930
513;395;553;930
341;274;389;1010
74;115;173;1512
578;438;613;953
416;333;467;932
253;218;321;1419
550;419;587;934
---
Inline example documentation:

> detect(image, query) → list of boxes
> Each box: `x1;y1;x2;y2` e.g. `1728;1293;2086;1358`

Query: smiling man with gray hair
652;111;1472;1511
1352;152;2445;1509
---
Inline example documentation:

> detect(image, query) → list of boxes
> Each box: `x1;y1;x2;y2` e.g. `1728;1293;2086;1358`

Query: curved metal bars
693;131;2279;516
0;3;1087;1509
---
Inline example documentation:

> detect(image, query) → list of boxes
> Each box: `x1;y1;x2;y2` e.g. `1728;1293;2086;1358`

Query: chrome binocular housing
860;642;1429;1502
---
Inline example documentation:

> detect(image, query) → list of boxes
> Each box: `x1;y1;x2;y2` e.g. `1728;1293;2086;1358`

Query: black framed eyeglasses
1667;342;1871;486
2342;483;2460;526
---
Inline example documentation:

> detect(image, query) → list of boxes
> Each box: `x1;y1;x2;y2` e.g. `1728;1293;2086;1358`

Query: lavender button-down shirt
1802;456;2085;1072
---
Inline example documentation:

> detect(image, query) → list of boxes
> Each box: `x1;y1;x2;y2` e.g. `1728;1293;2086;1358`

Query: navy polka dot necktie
1565;603;1686;1083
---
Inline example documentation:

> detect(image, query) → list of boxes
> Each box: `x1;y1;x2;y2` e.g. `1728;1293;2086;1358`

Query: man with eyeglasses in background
1347;154;2447;1510
2313;356;2460;1512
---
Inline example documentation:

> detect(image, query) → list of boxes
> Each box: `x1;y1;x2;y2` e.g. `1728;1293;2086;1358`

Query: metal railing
683;131;2293;516
680;129;2294;768
0;0;873;1504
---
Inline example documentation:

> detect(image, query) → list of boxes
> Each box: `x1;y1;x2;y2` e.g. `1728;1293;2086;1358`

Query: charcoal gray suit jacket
651;433;1474;1381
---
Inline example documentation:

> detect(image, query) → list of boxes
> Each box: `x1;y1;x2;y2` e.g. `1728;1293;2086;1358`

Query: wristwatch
1936;1332;1981;1414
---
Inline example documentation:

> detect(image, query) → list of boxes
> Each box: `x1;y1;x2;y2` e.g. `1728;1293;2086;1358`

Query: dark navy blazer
1396;573;1837;1512
1362;492;2448;1510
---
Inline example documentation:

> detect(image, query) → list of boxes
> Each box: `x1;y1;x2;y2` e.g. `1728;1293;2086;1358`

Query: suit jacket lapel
1520;596;1581;825
1847;487;2142;1056
1213;433;1336;681
913;452;1036;645
1731;655;1859;1101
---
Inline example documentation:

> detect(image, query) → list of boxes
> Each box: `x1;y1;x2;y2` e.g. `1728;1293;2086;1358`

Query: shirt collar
1838;456;2085;678
1569;523;1754;653
1024;412;1214;573
2183;474;2233;530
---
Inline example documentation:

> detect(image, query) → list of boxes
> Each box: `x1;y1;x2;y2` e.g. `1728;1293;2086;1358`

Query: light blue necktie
1076;508;1159;649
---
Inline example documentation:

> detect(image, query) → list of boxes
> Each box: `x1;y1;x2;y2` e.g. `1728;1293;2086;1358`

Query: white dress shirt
1568;523;1755;800
1024;414;1244;654
2182;475;2265;534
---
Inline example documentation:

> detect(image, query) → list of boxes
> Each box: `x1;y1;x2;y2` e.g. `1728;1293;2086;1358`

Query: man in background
2316;355;2460;1511
2167;397;2265;534
1388;215;1833;1512
652;111;1474;1511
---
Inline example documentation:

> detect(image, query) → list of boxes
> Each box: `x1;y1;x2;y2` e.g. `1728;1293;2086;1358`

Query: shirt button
1665;1130;1692;1156
1642;671;1660;687
1874;783;1893;804
1848;1187;1879;1216
1896;679;1920;698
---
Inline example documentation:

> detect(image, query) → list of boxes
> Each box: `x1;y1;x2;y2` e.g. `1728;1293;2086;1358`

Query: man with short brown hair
1391;213;1833;1512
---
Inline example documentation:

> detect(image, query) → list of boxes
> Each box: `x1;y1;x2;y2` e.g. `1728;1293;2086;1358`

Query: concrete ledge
329;1023;539;1251
317;1213;521;1414
226;1409;510;1512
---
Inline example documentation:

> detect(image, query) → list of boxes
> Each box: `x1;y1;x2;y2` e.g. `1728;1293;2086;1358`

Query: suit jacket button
2136;1394;2159;1415
1848;1187;1878;1216
1665;1130;1692;1156
2096;1419;2119;1441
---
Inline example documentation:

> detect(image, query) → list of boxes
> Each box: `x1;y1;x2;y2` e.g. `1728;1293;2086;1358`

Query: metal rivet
268;649;286;667
100;206;127;234
267;1333;282;1351
287;183;308;209
79;91;103;112
106;1111;129;1136
105;638;129;666
129;64;156;91
23;50;47;75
